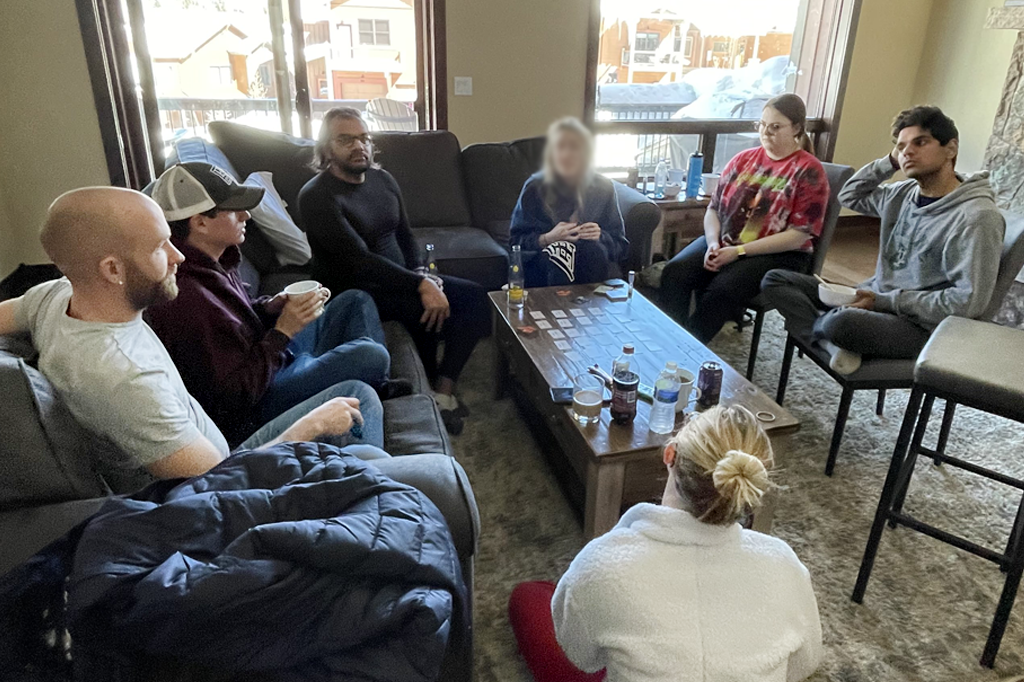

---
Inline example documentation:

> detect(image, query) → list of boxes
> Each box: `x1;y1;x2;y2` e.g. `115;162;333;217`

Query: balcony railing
156;97;370;142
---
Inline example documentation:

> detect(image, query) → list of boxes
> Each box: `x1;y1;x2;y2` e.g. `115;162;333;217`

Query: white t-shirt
552;503;823;682
17;279;230;473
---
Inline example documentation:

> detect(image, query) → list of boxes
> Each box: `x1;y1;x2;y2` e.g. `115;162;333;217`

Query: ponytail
712;450;770;521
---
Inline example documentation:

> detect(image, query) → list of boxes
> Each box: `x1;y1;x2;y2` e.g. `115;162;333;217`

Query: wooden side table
651;196;710;259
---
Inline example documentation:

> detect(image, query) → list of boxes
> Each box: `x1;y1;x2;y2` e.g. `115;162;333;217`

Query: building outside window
634;32;660;52
358;19;390;46
209;65;232;86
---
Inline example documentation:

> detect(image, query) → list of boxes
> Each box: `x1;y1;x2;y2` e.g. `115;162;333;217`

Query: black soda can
697;361;723;408
610;370;639;424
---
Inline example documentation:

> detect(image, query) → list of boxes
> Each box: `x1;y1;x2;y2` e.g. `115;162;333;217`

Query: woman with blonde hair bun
509;405;822;682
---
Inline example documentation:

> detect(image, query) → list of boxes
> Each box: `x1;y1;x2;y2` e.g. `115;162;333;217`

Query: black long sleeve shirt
298;168;424;296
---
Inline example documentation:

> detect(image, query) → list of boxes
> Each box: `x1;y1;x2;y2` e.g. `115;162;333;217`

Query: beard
124;261;178;311
332;152;371;176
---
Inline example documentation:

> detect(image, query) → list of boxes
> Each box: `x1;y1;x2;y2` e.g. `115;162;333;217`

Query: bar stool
852;316;1024;668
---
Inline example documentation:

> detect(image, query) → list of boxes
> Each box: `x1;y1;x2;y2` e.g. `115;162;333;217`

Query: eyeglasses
756;121;792;135
332;133;373;148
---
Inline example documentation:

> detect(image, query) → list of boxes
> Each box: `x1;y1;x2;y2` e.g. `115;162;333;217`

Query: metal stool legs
745;308;766;380
876;389;887;416
888;394;937;523
825;386;854;477
983;498;1024;667
776;335;796;406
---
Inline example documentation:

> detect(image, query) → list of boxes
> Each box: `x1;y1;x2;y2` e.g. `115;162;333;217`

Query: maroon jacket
145;240;291;444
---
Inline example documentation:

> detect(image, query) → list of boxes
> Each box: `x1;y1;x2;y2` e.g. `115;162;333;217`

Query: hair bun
712;450;769;510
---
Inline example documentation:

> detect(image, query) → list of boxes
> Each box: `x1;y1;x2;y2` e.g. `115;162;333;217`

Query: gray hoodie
838;156;1005;329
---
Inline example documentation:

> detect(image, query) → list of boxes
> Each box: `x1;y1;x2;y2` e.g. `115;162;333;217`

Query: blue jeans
257;290;390;423
240;380;387;458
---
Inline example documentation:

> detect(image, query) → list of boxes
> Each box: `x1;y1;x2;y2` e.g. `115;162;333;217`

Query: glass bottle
507;244;525;308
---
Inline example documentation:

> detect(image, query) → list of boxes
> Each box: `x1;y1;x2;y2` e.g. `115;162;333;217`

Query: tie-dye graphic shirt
710;146;829;253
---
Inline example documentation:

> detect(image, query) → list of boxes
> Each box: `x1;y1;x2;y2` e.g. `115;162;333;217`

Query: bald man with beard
0;187;386;491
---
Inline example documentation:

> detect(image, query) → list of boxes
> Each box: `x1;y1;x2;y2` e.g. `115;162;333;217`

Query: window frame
358;18;391;46
583;0;864;168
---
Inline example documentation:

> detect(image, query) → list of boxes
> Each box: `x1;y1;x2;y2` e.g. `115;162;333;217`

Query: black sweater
298;168;424;295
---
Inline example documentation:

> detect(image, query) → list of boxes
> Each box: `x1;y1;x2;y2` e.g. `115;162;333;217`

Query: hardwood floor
821;219;880;286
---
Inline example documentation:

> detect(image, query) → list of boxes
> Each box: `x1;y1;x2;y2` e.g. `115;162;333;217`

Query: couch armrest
615;182;661;273
371;454;479;561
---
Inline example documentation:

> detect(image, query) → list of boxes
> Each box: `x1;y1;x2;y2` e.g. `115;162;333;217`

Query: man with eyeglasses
298;107;490;434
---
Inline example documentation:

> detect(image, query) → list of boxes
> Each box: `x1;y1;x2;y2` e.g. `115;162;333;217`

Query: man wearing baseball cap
147;162;407;448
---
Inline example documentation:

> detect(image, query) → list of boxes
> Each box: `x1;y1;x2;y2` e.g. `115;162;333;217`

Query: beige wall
0;0;109;277
913;0;1016;172
445;0;591;146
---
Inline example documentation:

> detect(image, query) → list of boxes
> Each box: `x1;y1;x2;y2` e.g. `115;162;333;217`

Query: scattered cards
547;329;565;339
551;310;567;318
536;319;552;329
565;328;581;338
565;351;583;362
570;309;586;317
577;317;593;326
594;285;612;294
555;340;571;350
530;311;545;320
557;319;573;328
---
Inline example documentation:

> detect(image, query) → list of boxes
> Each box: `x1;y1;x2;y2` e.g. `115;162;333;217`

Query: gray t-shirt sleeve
16;278;66;333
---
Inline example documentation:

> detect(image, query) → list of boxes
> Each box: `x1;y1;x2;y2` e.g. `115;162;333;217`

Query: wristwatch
736;244;747;258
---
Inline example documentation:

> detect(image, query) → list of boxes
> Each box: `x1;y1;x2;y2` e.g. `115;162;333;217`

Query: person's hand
576;222;602;241
705;245;738;272
541;221;580;247
418;277;451;332
848;289;876;310
889;145;901;170
293;397;362;440
274;288;329;338
263;292;288;315
703;241;721;269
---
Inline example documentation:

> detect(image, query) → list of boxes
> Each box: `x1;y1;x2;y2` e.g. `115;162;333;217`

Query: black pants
760;269;932;358
371;274;491;383
660;236;811;343
523;239;611;287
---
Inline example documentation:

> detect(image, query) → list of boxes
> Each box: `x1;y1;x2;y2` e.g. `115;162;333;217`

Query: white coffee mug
284;280;321;297
701;172;721;197
675;368;703;413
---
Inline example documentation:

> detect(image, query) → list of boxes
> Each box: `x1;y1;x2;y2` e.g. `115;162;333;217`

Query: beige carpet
450;311;1024;682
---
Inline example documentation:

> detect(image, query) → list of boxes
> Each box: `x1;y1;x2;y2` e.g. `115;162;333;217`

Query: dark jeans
760;269;932;358
523;239;612;287
371;274;490;383
256;290;389;423
660;236;811;343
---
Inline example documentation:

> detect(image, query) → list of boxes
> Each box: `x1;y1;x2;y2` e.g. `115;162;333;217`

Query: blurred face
550;129;589;184
895;125;957;179
758;106;800;159
192;209;250;250
123;204;183;310
327;116;372;175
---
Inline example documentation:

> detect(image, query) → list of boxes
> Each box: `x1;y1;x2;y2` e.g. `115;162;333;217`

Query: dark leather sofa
203;121;661;292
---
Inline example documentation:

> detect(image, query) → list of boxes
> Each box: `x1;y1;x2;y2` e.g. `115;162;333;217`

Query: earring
118;280;124;286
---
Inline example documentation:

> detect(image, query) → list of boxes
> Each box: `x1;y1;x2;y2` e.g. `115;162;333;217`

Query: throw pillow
244;171;312;267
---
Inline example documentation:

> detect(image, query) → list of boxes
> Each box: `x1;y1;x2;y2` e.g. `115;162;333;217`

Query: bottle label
512;265;519;273
508;286;524;302
654;388;680;403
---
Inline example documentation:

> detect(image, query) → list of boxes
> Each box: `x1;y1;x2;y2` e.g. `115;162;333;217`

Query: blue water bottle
686;152;704;199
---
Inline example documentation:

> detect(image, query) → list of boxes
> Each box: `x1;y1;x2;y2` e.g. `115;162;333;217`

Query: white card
570;309;586;317
547;329;565;339
565;328;581;338
555;340;571;350
594;285;612;294
557;319;573;328
565;351;583;362
530;311;545;320
577;317;593;326
589;308;605;316
551;310;567;318
536;319;552;329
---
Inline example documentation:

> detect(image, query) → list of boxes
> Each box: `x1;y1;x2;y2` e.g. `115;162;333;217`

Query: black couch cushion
411;226;508;291
373;131;473;228
209;121;316;223
383;395;451;457
461;137;546;246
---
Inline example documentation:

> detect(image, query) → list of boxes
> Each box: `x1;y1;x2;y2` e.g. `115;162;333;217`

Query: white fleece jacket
552;503;822;682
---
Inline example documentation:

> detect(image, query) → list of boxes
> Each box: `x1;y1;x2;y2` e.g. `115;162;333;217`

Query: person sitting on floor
659;94;830;343
509;117;629;286
298;107;491;435
0;187;387;492
508;405;822;682
761;105;1005;374
145;162;408;448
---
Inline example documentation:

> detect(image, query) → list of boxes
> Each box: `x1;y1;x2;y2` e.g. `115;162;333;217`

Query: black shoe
440;409;464;435
377;379;414;401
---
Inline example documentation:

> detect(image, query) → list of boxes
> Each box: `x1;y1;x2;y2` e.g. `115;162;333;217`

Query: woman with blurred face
510;117;630;286
659;94;830;343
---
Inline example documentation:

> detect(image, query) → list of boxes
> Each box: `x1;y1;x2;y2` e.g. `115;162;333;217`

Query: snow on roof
145;9;266;61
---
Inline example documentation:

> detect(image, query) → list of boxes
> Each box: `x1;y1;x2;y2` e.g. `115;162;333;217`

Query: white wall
0;0;110;277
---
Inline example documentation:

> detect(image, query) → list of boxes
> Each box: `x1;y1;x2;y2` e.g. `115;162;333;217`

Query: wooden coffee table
489;284;799;538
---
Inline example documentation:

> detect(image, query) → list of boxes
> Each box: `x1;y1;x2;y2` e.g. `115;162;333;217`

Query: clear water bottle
653;159;669;199
425;243;438;276
649;361;681;434
508;244;525;308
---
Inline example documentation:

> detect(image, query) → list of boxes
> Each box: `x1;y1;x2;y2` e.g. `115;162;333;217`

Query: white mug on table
674;367;702;413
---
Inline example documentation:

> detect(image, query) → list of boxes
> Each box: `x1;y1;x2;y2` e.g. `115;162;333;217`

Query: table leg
584;459;626;539
493;330;511;401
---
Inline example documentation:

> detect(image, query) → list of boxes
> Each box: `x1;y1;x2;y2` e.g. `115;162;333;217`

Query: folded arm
838;156;900;218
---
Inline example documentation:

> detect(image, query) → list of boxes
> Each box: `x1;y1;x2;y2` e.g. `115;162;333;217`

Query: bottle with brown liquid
610;344;639;425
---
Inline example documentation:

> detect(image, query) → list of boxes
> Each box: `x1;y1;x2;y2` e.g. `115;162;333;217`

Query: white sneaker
822;341;862;375
433;392;460;412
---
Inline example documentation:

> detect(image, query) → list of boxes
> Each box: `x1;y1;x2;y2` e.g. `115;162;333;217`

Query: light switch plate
454;76;473;96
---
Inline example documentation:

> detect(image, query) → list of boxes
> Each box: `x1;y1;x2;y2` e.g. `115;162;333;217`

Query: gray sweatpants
760;270;932;359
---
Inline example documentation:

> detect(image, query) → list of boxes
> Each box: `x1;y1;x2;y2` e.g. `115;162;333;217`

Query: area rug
450;311;1024;682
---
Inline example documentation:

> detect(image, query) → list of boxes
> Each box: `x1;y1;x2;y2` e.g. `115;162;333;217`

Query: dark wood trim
268;0;294;135
818;0;863;162
432;0;448;130
592;118;827;136
414;0;448;130
288;0;313;139
582;0;601;126
414;0;428;130
76;0;125;187
125;0;164;176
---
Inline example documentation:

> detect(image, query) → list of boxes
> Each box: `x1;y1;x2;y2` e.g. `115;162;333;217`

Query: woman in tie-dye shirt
660;94;830;343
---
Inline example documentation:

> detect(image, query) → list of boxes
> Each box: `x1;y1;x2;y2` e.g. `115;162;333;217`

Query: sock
433;392;460;412
822;341;862;375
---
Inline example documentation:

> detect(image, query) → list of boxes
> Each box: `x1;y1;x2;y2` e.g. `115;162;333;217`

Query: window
712;40;730;53
673;26;682;53
634;32;660;52
684;35;694;59
358;19;391;46
209;65;232;86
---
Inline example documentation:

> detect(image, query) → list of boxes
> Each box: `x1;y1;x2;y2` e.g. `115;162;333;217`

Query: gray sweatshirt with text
838;157;1005;329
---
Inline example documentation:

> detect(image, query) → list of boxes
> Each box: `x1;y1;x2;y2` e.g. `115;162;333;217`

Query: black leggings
371;274;491;383
523;239;612;287
660;236;811;343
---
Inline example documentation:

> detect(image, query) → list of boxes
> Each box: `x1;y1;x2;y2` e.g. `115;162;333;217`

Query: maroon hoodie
145;240;291;445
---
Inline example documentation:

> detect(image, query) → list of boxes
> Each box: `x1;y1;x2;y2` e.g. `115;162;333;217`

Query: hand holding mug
275;280;329;338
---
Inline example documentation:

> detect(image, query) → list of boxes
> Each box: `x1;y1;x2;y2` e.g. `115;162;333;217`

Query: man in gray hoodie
761;106;1004;374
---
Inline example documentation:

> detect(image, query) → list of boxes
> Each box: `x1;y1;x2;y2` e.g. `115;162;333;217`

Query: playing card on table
565;328;581;338
555;340;571;350
547;329;565;339
636;333;653;342
530;311;545;320
552;310;567;318
646;343;664;352
589;308;606;316
536;319;552;329
570;309;586;317
577;317;593;326
594;285;612;294
557;319;573;328
565;351;583;362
